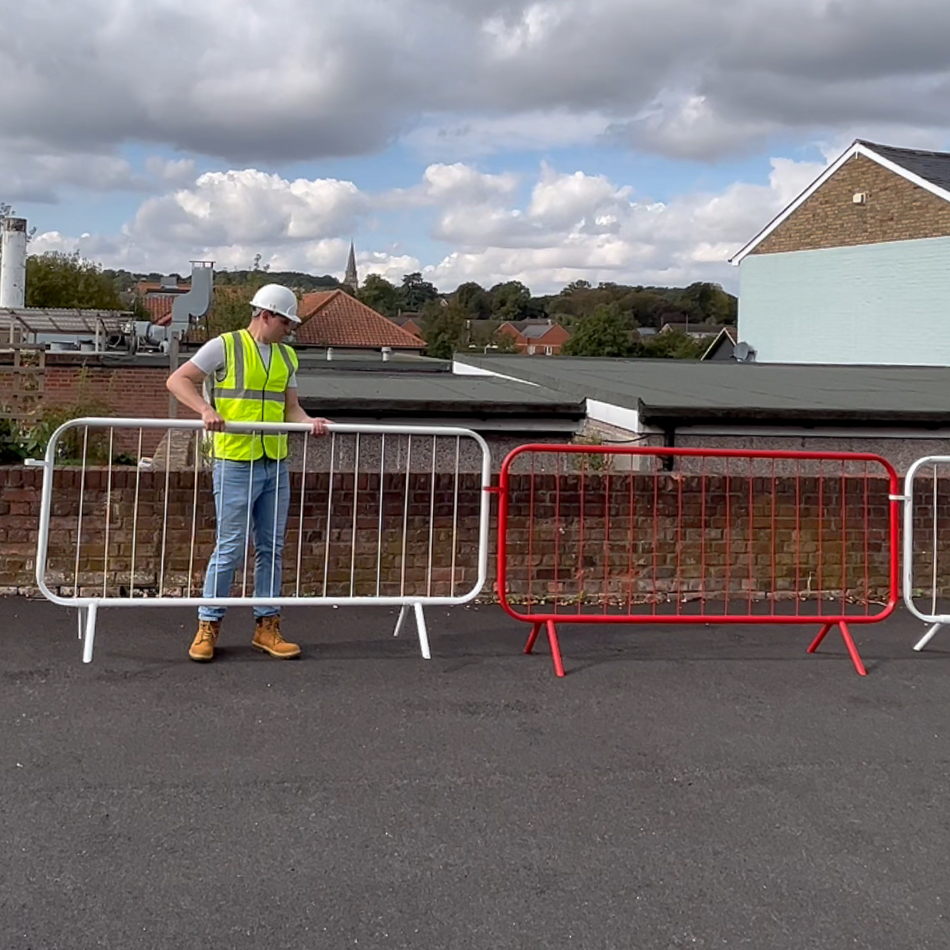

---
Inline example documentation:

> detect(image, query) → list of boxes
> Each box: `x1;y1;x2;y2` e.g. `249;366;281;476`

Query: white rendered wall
738;236;950;365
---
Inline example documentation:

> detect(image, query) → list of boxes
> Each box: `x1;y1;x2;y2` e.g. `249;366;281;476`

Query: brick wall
5;466;950;606
0;362;197;456
754;155;950;255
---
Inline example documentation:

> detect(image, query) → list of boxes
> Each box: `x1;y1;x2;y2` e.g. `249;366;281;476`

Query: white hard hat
250;283;300;323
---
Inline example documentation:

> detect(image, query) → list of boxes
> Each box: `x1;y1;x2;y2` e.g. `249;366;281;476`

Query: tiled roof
520;324;562;340
141;295;175;326
859;140;950;193
296;290;424;349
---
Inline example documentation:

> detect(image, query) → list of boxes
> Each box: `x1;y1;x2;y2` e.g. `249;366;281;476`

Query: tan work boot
189;620;221;662
252;615;301;659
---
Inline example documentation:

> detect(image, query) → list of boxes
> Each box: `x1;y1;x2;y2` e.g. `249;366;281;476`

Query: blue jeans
199;458;291;621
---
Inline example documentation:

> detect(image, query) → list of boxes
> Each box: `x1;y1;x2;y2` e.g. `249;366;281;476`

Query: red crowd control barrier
497;445;901;677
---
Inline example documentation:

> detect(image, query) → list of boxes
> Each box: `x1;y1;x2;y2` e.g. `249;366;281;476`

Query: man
166;283;330;662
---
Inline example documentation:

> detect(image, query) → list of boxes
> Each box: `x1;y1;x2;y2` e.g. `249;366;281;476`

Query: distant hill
103;268;343;294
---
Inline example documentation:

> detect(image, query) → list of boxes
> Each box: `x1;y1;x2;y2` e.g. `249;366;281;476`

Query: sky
3;0;950;296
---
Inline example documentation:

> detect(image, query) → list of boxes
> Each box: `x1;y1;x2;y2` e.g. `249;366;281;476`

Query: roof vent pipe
0;217;28;309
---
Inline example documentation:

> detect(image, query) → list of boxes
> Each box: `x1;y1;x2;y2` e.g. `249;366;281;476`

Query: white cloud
26;151;825;293
129;169;369;248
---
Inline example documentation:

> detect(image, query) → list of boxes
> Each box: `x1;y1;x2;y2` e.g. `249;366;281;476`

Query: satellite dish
734;341;752;362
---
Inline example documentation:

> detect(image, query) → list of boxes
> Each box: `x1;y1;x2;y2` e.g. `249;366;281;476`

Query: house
295;290;425;355
700;326;740;361
390;313;424;339
657;322;721;341
136;276;191;327
134;276;191;298
731;139;950;365
495;320;571;355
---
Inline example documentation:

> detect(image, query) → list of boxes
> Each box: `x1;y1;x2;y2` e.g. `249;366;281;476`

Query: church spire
343;241;359;292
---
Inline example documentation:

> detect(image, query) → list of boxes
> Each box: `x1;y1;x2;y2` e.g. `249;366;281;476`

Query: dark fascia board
637;400;950;428
300;396;587;419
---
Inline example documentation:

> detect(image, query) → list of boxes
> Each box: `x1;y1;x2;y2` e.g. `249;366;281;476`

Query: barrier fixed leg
523;620;565;678
807;620;866;676
392;603;431;660
914;623;943;652
81;602;99;665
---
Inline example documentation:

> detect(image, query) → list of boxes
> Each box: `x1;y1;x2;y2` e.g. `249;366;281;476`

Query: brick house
135;276;191;328
390;314;424;339
496;320;571;355
295;290;425;355
731;140;950;365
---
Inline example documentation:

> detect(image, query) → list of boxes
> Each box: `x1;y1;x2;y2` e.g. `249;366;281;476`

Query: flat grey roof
294;370;585;418
455;356;950;425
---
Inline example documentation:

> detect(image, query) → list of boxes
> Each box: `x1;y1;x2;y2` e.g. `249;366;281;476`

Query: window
544;346;553;355
527;345;536;355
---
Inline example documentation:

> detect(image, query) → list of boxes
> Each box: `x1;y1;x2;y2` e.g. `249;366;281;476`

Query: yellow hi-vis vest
211;329;299;461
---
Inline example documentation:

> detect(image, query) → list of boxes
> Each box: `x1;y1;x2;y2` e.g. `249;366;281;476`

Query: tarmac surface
2;598;950;950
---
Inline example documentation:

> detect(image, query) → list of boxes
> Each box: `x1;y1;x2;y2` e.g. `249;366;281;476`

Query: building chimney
0;217;28;309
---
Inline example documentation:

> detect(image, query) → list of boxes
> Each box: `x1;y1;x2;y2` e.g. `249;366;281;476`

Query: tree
358;274;401;317
202;275;270;338
401;272;439;311
420;299;467;360
454;281;492;320
642;329;708;360
25;251;124;310
488;329;519;353
561;304;636;357
490;280;532;320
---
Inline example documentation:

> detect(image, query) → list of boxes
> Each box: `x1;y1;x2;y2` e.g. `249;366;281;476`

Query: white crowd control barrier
902;456;950;651
33;418;492;662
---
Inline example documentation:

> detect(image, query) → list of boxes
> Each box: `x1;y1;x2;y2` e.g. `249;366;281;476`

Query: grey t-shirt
188;336;298;388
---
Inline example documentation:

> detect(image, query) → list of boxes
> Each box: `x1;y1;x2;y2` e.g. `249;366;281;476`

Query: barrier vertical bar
770;457;777;615
725;464;732;614
400;435;411;598
795;460;802;617
73;426;89;597
323;433;336;597
651;465;659;615
450;436;459;600
350;433;360;598
746;457;754;615
296;432;309;598
102;428;114;599
426;435;436;598
376;433;386;598
159;433;172;596
578;462;586;614
188;429;200;597
817;459;824;609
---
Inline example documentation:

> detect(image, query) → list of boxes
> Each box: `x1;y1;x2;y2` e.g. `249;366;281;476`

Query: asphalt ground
2;598;950;950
